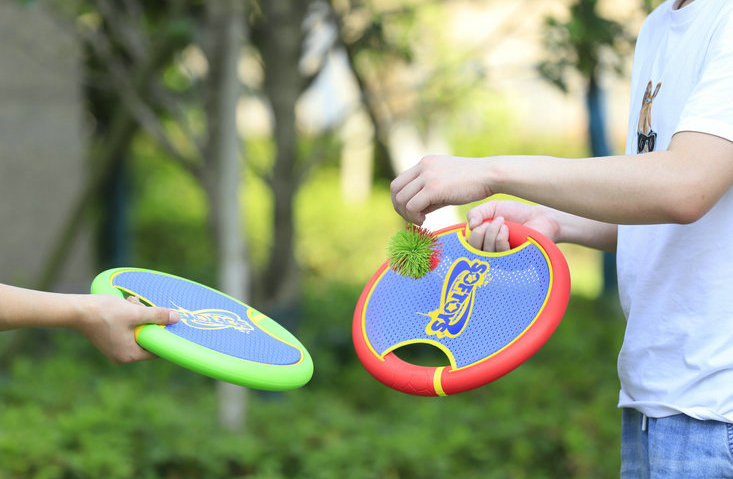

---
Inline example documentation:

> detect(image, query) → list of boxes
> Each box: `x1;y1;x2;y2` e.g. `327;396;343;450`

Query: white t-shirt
616;0;733;422
617;0;733;423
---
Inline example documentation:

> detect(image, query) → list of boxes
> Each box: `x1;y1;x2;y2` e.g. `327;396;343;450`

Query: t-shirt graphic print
637;80;661;153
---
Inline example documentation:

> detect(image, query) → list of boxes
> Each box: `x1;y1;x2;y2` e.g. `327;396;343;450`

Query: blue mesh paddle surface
363;230;552;369
111;270;303;366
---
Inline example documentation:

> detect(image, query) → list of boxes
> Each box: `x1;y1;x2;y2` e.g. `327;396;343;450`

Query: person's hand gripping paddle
92;268;313;390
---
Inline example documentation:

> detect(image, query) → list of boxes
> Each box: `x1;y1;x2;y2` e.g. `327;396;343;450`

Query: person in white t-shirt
390;0;733;476
0;283;180;364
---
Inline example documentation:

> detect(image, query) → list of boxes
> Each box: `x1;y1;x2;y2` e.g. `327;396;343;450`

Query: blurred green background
0;0;661;477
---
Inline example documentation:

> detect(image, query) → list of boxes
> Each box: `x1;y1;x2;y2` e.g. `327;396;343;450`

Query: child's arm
391;131;733;230
0;284;179;364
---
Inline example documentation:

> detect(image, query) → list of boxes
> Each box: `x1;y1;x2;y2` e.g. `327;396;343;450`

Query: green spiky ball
387;225;441;279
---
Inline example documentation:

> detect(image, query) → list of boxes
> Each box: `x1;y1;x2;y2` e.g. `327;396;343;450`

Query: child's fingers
495;224;510;252
125;295;180;326
391;166;425;224
468;220;500;252
468;223;488;250
467;202;498;229
468;217;511;253
481;217;505;252
144;307;180;326
126;295;143;306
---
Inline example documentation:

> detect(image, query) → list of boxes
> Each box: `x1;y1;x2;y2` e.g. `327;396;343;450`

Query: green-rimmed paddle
92;268;313;390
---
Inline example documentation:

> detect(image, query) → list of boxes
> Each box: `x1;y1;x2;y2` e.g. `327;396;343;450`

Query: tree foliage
538;0;633;93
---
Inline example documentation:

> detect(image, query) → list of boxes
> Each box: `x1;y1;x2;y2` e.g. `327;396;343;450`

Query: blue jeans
621;408;733;478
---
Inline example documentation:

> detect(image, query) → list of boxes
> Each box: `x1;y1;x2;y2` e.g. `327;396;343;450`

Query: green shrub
0;290;624;478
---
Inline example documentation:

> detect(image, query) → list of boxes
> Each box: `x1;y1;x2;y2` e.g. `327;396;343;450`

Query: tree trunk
202;0;248;431
258;0;309;320
586;73;617;297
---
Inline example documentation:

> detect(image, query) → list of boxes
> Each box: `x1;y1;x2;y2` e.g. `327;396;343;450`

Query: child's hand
73;294;180;364
466;200;562;252
391;155;493;225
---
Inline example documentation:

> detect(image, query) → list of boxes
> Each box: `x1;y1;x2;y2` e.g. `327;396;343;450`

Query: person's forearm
552;209;618;252
0;284;86;331
487;153;683;225
393;132;733;227
0;283;179;363
487;132;733;226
